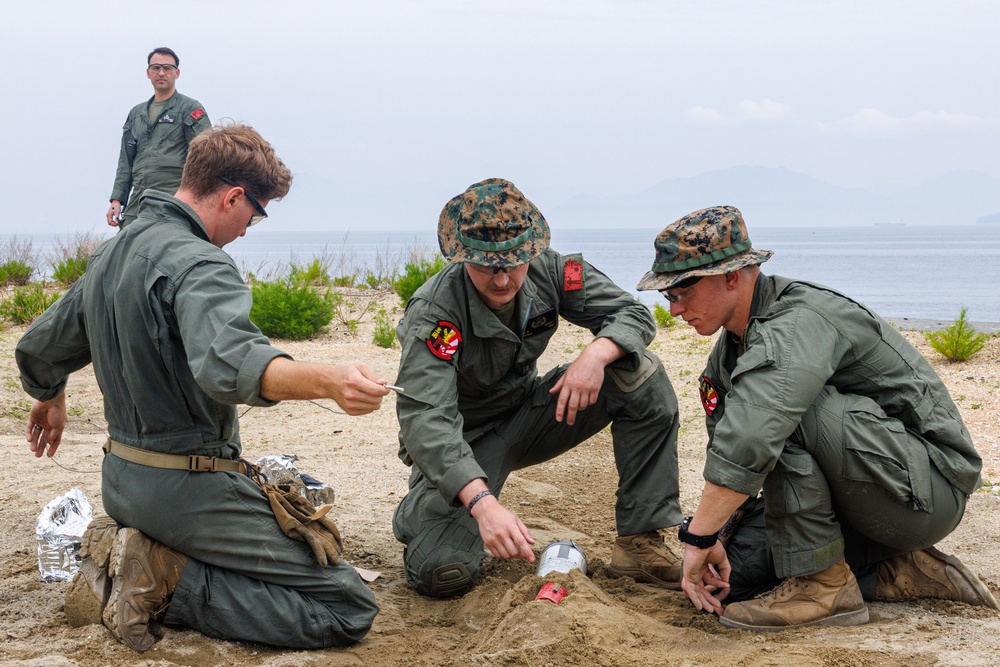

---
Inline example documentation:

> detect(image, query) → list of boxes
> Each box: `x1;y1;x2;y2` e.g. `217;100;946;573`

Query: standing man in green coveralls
636;205;998;631
106;47;211;229
19;124;389;652
392;178;683;597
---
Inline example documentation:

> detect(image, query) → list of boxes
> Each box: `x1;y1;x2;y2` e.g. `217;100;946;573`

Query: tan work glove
263;482;343;566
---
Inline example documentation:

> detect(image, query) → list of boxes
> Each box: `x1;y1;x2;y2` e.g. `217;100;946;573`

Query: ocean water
8;225;1000;322
225;225;1000;323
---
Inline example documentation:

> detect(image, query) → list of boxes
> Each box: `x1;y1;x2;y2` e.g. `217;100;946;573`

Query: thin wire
46;402;348;474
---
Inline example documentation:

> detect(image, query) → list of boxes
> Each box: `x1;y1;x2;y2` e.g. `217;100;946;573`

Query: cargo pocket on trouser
840;396;933;513
763;444;844;577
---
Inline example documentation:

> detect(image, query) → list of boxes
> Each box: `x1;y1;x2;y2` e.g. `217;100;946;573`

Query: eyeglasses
467;263;512;276
147;64;178;73
220;177;268;227
660;276;703;304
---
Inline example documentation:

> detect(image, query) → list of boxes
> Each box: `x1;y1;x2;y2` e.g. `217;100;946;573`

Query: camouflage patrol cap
438;178;550;268
636;205;773;291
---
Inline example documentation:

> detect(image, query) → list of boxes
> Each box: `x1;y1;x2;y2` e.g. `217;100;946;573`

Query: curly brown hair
180;122;292;202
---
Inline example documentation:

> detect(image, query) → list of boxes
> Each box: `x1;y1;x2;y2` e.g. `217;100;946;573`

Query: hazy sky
3;0;998;233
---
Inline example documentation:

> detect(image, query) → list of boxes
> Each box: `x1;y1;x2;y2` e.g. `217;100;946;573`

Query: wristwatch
678;515;719;549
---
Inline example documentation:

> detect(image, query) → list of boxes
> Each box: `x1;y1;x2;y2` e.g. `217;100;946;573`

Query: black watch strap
678;515;719;549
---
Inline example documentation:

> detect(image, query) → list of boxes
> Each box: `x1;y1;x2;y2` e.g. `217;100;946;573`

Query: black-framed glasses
147;64;178;73
467;263;512;276
660;275;703;304
220;177;267;227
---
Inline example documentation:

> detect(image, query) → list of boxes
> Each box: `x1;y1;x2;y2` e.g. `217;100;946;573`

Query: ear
724;271;742;291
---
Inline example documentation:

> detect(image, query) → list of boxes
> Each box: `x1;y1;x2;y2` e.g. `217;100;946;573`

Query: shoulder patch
189;108;205;120
563;257;583;292
426;320;462;361
699;375;719;417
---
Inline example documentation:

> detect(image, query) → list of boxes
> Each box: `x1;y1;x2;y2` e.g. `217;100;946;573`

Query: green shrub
372;309;397;348
0;259;33;286
923;308;988;362
0;284;62;324
52;256;89;285
393;256;448;303
289;258;331;287
250;279;334;340
652;302;676;329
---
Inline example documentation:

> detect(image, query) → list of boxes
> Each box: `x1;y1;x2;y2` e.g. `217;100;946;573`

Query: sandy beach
2;291;999;667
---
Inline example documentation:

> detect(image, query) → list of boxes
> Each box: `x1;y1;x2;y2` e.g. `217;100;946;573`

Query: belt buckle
187;455;216;472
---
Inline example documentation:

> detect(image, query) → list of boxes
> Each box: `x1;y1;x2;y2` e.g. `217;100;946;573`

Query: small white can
536;540;587;577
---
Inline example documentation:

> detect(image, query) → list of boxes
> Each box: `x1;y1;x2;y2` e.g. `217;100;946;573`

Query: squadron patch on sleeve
190;108;205;120
563;258;584;292
426;320;462;361
699;375;719;417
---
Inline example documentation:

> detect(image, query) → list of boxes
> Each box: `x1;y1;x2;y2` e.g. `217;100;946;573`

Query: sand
2;291;999;667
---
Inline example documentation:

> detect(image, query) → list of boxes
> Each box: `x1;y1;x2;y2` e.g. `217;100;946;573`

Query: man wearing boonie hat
637;205;996;630
392;178;683;597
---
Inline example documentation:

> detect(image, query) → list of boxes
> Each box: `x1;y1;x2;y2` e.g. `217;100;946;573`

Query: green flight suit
110;91;211;228
16;191;377;648
701;274;981;583
392;249;681;595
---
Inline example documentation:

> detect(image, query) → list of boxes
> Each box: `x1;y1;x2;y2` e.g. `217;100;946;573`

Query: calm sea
10;225;1000;323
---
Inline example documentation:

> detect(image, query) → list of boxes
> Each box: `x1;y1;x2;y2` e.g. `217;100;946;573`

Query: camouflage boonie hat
636;205;773;291
438;178;550;268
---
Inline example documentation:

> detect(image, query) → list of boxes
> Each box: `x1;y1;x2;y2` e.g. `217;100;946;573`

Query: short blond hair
181;123;292;201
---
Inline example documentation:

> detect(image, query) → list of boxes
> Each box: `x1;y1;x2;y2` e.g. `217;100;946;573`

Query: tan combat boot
65;515;122;627
875;546;999;609
102;528;189;652
720;558;869;631
607;530;681;589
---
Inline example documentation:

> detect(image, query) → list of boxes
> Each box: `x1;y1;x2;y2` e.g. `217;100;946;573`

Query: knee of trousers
605;351;678;417
402;516;486;597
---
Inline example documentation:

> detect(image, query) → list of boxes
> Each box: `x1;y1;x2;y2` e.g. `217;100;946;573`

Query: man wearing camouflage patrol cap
638;205;997;630
392;178;684;597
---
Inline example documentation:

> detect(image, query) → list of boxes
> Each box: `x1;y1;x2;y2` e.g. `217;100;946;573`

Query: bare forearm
689;482;749;536
259;357;388;415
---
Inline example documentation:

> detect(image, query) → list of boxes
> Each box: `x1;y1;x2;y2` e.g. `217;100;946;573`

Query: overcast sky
2;0;998;234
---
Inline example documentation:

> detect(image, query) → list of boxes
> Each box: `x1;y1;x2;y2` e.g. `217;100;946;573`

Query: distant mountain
977;212;1000;225
549;166;1000;228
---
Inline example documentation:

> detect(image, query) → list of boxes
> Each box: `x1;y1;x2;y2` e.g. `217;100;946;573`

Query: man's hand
471;495;536;562
681;541;731;615
459;480;535;562
260;357;390;414
326;363;389;415
549;337;624;425
106;200;123;227
26;395;67;458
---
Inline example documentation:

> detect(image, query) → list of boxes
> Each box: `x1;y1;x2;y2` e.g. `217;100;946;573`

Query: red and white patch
563;259;583;292
189;108;205;120
699;375;719;416
426;320;462;361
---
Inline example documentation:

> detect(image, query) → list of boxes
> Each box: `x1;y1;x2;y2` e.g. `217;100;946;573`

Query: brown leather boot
875;546;999;609
720;558;869;631
65;515;121;627
607;530;681;589
102;528;189;652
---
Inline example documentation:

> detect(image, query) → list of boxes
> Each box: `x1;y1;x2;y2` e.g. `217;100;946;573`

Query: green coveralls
392;249;681;595
110;92;211;228
16;191;377;648
702;275;981;592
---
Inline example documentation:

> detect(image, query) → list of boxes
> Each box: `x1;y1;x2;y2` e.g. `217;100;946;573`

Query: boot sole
925;546;1000;610
719;605;869;632
64;515;121;627
102;528;157;652
607;563;682;591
